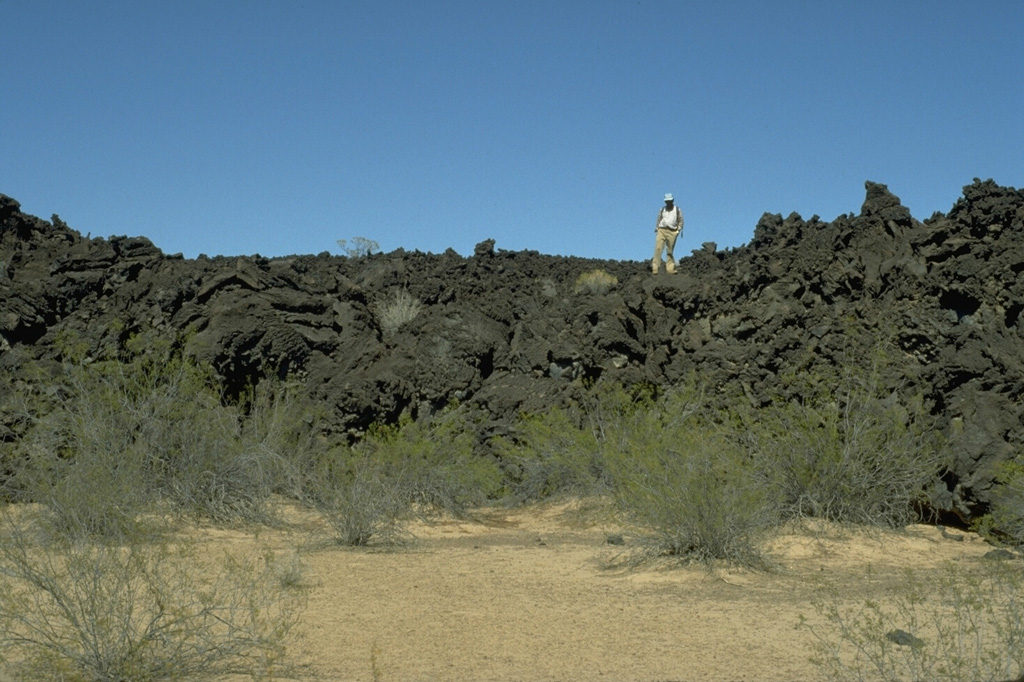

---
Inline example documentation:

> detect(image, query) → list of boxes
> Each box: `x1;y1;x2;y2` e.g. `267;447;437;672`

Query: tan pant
652;228;680;273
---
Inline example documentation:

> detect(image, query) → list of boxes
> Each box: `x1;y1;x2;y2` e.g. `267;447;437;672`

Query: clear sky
2;1;1022;261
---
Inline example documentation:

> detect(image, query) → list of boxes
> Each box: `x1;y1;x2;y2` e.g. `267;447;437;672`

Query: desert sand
200;501;999;682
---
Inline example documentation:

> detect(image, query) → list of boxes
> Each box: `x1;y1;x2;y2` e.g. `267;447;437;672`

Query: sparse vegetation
498;364;949;566
304;445;414;547
605;404;778;566
692;338;953;530
496;403;609;502
801;562;1024;682
0;514;304;682
573;268;618;294
737;381;950;528
979;457;1024;546
0;322;980;678
374;288;423;335
2;333;951;558
307;410;502;547
7;344;297;539
357;411;502;515
499;381;775;565
596;382;777;566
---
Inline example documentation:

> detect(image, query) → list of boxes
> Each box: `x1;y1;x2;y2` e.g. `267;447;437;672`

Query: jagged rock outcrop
2;180;1023;522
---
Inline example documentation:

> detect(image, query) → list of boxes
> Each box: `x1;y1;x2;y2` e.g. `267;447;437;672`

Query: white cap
664;193;674;202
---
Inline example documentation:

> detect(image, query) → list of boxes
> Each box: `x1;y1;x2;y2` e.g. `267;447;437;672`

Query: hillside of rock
2;179;1023;522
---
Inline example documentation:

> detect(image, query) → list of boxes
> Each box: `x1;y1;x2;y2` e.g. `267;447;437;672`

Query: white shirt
658;205;681;230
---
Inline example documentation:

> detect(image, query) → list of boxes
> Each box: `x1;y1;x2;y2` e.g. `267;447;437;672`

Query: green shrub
603;384;778;566
359;410;501;514
307;409;501;546
738;375;949;527
608;431;776;567
496;382;656;502
981;458;1024;545
501;361;948;564
501;380;777;565
12;351;215;538
10;345;302;539
801;562;1024;682
0;515;304;682
495;406;609;502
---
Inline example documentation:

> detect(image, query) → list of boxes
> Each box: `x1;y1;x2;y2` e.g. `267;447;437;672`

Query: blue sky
2;1;1022;260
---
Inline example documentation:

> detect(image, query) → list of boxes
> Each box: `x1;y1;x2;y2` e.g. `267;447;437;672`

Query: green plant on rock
496;382;655;502
496;405;608;502
362;410;500;514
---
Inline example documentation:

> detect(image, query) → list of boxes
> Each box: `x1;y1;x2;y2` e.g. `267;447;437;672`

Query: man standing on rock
652;193;683;274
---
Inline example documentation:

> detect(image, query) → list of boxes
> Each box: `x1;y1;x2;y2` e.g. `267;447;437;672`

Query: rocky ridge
2;179;1023;522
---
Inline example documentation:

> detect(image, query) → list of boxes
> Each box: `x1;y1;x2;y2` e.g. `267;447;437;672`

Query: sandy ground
195;501;1000;682
0;500;1005;682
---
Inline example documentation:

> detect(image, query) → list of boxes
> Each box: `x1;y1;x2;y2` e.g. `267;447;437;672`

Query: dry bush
573;269;618;294
305;452;415;547
374;289;422;334
0;514;305;681
802;562;1024;682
